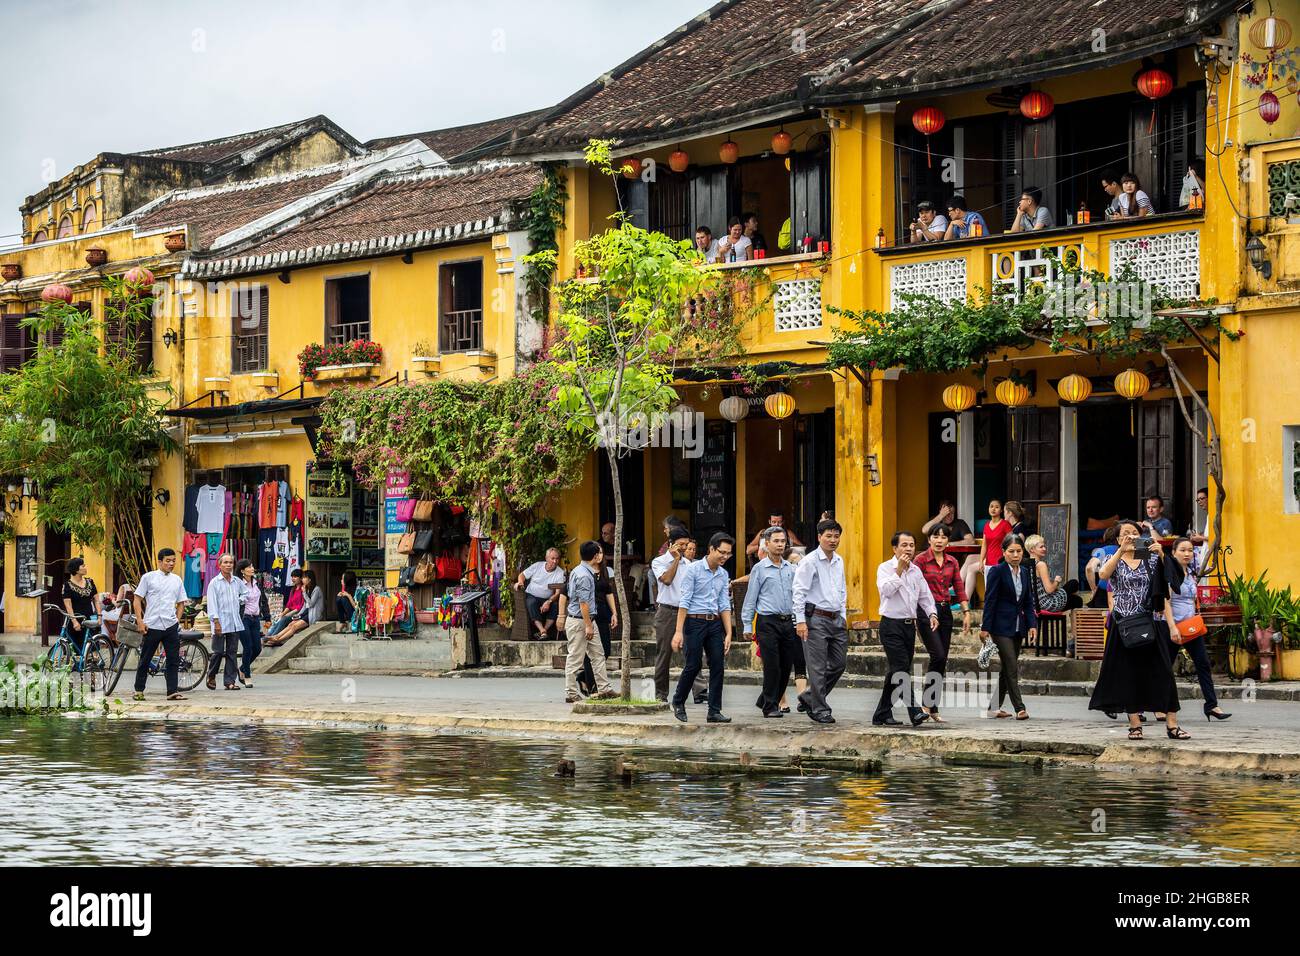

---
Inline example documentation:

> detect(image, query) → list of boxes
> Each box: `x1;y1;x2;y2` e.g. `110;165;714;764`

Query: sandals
993;710;1013;719
206;676;217;691
1128;726;1144;740
132;692;145;701
1166;726;1191;740
167;693;188;700
1015;711;1029;720
224;684;241;691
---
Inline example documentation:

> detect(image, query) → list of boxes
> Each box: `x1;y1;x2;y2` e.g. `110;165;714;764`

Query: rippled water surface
2;717;1298;865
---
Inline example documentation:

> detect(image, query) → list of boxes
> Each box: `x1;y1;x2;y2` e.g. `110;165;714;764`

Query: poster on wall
350;484;384;577
306;472;353;561
384;468;410;572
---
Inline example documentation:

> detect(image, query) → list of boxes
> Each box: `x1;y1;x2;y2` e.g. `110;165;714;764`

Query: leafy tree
0;276;178;583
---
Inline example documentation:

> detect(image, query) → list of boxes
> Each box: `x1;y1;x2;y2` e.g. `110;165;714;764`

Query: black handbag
397;565;415;588
413;528;436;553
1116;611;1156;649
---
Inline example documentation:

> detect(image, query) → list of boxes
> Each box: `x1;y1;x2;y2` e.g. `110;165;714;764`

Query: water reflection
1;717;1296;866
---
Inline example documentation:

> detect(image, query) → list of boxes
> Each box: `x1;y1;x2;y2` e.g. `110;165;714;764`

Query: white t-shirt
716;235;752;262
521;561;566;600
195;484;226;534
135;570;189;630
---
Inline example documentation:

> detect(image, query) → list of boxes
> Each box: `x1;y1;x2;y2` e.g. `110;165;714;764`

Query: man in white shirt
792;518;848;724
650;527;692;702
132;547;191;701
515;548;566;640
694;226;721;265
204;553;246;691
874;531;939;727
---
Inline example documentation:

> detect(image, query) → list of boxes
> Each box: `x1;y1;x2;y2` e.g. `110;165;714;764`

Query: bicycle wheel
46;639;74;669
175;640;210;692
83;637;115;690
104;643;134;696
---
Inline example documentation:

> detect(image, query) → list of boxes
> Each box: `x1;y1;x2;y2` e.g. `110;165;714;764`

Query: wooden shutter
622;177;649;230
231;286;267;373
324;278;340;343
1008;406;1060;516
647;170;689;241
1129;101;1161;207
1136;399;1176;516
1164;87;1205;210
689;166;733;239
790;147;830;247
998;117;1023;231
0;312;32;371
1020;115;1057;219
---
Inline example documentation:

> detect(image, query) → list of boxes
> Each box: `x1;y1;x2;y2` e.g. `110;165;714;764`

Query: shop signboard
305;472;353;561
384;468;411;572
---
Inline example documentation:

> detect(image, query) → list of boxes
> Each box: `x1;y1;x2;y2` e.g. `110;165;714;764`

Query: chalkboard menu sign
695;421;729;520
15;535;37;596
1035;504;1071;582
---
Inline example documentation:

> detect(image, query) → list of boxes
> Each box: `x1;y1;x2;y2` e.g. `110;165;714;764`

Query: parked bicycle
43;604;114;688
103;626;210;695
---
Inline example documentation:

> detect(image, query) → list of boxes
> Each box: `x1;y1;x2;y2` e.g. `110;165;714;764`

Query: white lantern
718;396;749;422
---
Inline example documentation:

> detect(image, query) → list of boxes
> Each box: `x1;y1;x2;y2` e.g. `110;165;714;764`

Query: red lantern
122;266;155;295
1259;90;1282;125
1019;91;1054;157
1135;67;1173;134
620;157;640;180
669;148;689;173
911;107;945;168
771;129;792;155
719;139;739;164
41;283;73;304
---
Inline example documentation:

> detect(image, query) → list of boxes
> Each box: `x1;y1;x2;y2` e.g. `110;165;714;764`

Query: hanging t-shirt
258;528;279;574
195;484;226;534
277;481;289;528
183;485;200;534
184;550;204;600
258;481;279;529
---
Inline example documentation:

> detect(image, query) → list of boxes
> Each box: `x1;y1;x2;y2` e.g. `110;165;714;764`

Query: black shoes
910;712;931;727
693;693;709;704
808;713;836;724
796;693;810;714
672;703;688;722
873;717;904;727
707;712;732;723
762;709;784;718
1205;706;1232;721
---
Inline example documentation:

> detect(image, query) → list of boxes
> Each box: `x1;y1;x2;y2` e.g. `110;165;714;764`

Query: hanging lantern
1056;373;1092;405
1135;67;1174;134
719;139;740;164
765;390;795;451
771;128;792;155
122;266;155;295
995;378;1030;440
911;107;945;169
1259;90;1282;125
1250;15;1293;85
718;395;749;422
1114;368;1151;435
1019;91;1054;158
619;157;640;180
40;283;73;304
669;148;689;173
941;383;977;414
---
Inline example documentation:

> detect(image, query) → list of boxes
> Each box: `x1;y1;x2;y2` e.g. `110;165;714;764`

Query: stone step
479;638;756;671
0;637;50;665
303;637;451;665
843;648;1099;682
286;657;448;674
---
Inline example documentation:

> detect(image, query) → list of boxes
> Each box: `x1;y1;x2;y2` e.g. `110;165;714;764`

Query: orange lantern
719;139;739;164
1135;67;1173;133
1019;91;1054;157
1056;373;1092;405
995;378;1030;439
942;383;977;414
669;148;689;173
765;390;795;450
911;107;945;168
620;157;640;180
771;128;792;155
41;283;73;304
1114;368;1150;434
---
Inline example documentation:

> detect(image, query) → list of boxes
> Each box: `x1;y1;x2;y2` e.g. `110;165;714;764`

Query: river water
3;717;1298;865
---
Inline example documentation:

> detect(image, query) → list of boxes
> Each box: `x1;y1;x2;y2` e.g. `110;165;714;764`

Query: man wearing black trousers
671;532;735;723
740;526;797;717
873;531;938;727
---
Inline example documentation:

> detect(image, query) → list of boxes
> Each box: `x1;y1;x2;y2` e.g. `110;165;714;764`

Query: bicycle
43;605;115;689
103;624;211;696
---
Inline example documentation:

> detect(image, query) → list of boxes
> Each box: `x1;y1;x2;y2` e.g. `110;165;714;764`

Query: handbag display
413;528;436;553
397;565;415;588
412;499;435;522
435;552;464;581
397;530;417;555
395;499;417;523
413;554;437;585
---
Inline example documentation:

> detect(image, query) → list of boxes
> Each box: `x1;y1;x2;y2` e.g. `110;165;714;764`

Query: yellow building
0;113;545;635
499;0;1295;620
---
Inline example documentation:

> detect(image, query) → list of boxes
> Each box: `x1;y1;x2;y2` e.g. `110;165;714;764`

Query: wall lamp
1246;234;1272;280
162;328;179;349
154;488;171;507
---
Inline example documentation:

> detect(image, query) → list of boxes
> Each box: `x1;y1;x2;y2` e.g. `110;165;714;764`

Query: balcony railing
440;308;483;353
708;252;826;343
879;211;1204;307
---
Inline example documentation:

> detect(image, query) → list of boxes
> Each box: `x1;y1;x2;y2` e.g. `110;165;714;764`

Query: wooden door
1136;399;1182;518
1007;407;1060;517
793;410;835;548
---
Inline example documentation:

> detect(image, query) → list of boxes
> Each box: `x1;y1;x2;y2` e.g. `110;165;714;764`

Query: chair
1071;608;1108;660
1035;610;1068;656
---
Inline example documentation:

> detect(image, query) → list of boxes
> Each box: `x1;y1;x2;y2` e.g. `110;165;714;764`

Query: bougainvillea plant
298;340;383;379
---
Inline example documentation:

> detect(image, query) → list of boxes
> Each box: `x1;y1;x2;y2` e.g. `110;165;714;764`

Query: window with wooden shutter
324;275;370;344
105;298;154;373
439;260;483;352
0;310;35;371
790;143;830;249
231;285;269;373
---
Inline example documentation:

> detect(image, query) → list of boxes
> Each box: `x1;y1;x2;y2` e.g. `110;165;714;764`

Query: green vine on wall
521;164;568;346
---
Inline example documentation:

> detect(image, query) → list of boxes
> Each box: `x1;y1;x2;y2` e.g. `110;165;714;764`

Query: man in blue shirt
1141;495;1174;537
741;526;798;718
943;195;988;240
561;541;618;704
671;532;735;723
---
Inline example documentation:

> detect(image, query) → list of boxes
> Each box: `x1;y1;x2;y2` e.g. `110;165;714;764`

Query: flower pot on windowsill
465;350;496;371
85;247;108;268
412;355;441;374
1;264;22;282
311;362;381;382
164;232;186;253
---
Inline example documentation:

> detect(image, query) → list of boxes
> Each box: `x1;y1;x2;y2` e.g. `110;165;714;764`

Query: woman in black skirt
1088;519;1189;740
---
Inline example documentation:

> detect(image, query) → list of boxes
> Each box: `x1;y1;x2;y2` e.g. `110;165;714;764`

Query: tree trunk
605;445;633;700
1161;348;1226;576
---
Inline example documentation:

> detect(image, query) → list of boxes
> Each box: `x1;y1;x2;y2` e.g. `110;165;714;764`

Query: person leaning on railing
1008;186;1054;232
908;201;949;242
943;196;988;240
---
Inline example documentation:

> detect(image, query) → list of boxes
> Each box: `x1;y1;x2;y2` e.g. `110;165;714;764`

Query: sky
0;0;711;242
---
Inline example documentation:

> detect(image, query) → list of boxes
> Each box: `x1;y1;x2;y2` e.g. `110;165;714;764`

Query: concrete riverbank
114;673;1300;780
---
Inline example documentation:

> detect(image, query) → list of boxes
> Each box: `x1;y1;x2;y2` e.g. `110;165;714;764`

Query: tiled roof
183;162;542;278
364;109;549;162
503;0;1237;155
132;115;361;165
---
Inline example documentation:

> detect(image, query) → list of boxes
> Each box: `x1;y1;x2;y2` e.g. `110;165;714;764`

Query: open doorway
1077;402;1138;524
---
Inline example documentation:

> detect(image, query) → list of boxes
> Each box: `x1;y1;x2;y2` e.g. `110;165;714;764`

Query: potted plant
1271;587;1300;680
299;340;383;380
164;231;186;253
412;339;440;373
2;264;22;282
84;247;108;267
1224;573;1259;680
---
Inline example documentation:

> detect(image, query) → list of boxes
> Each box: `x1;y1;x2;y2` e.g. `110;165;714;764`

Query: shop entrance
41;529;71;641
1077;402;1137;526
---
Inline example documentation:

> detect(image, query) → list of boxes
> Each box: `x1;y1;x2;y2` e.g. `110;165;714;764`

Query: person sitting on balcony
1101;171;1124;216
741;212;767;255
1009;187;1054;232
1181;157;1207;210
715;217;752;262
908;201;949;243
695;225;720;264
943;196;988;240
1111;172;1154;219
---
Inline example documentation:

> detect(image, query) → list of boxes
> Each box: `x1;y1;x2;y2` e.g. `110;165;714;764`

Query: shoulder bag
397;529;417;555
394;499;417;523
1172;576;1207;644
1115;559;1158;649
412;554;437;586
413;528;436;553
412;499;435;522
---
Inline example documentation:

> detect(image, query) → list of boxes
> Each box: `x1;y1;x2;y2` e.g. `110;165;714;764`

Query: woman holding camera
1087;520;1187;739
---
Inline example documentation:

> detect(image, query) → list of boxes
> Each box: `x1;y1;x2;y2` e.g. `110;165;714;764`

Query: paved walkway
118;673;1300;778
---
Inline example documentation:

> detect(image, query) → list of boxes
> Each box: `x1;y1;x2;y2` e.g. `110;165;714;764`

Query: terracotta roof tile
364;109;549;162
132;116;335;164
